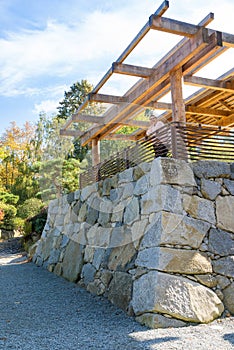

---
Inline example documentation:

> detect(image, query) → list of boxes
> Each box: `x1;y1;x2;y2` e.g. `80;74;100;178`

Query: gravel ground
0;239;233;350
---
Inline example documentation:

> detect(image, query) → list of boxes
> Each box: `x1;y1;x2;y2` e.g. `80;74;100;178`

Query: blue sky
0;0;233;135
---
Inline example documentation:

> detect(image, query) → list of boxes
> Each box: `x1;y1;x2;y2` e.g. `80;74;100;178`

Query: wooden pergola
60;1;234;166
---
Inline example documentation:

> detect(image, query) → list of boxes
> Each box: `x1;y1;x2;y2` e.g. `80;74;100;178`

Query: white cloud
33;98;60;115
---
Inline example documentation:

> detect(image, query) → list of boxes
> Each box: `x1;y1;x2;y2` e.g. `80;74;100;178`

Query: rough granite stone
81;263;96;285
150;158;196;187
136;247;212;274
223;179;234;195
92;248;106;270
108;243;136;271
87;279;105;296
109;226;132;248
212;256;234;278
86;225;111;248
131;219;148;244
62;241;83;282
183;195;216;225
216;196;234;232
141;185;183;215
133;174;150;196
191;161;231;179
195;274;218;288
118;168;133;183
108;271;132;312
132;271;224;322
136;313;187;329
135;247;160;269
80;182;98;201
208;228;234;256
123;197;140;225
140;211;210;250
223;283;234;314
201;179;222;200
216;275;231;290
84;245;95;263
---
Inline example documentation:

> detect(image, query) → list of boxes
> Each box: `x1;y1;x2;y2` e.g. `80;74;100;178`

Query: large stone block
108;243;136;271
132;271;224;322
208;228;234;256
62;241;83;282
86;225;111;248
136;247;212;274
80;182;98;201
123;197;140;225
192;161;231;179
150;158;196;187
201;179;222;200
133;174;150;196
108;271;132;312
140;211;210;250
81;263;96;285
216;196;234;232
183;195;215;225
141;185;183;215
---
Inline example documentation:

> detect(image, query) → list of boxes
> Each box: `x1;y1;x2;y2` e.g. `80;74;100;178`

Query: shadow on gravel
128;334;180;347
223;333;234;345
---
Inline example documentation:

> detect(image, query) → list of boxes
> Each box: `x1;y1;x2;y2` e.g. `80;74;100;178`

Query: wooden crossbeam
148;101;172;110
60;129;83;137
72;114;104;124
123;120;149;128
186;106;230;118
103;133;137;141
88;93;128;104
219;100;234;111
149;16;200;37
184;75;234;92
218;113;234;127
222;32;234;48
112;62;153;78
80;28;212;145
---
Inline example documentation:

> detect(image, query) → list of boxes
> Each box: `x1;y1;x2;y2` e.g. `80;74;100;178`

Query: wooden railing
79;122;234;189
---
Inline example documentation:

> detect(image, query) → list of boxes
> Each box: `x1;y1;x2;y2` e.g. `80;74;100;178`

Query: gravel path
0;239;233;350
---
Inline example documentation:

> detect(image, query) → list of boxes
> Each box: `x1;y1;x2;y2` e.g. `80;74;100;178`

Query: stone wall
32;158;234;328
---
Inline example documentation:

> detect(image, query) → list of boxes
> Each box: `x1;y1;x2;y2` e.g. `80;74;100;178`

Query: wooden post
92;138;100;166
170;68;186;122
170;68;187;160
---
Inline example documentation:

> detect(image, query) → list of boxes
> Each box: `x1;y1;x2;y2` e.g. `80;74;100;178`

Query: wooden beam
186;106;230;118
222;32;234;48
148;101;172;110
60;129;83;137
103;133;137;141
91;1;169;95
123;120;149;128
72;114;104;124
217;113;234;127
170;68;186;122
182;31;225;75
112;62;153;78
184;75;234;92
81;28;211;145
219;100;234;111
149;16;200;37
88;93;128;104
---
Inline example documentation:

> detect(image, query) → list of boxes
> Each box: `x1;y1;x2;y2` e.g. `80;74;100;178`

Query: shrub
17;198;44;219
